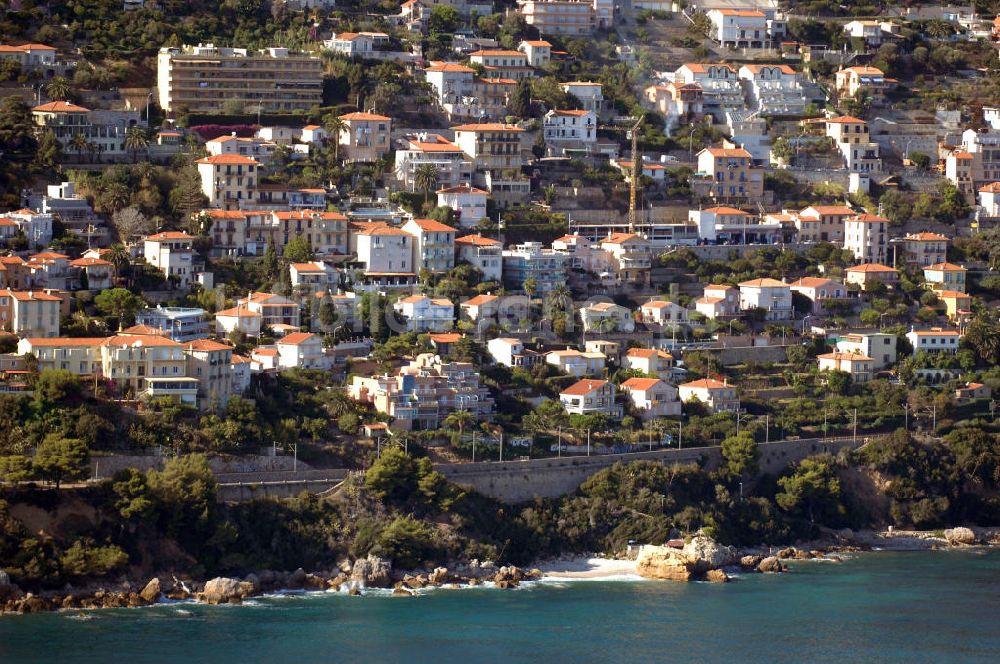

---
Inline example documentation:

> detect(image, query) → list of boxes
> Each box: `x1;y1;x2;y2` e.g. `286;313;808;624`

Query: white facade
393;295;455;332
143;232;194;287
394;133;474;192
738;278;792;320
543;109;597;155
437;185;489;227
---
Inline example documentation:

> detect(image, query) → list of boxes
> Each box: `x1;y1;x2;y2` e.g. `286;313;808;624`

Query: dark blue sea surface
2;549;999;663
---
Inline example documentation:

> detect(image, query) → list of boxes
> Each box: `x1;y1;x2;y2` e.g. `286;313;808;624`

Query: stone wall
91;453;310;479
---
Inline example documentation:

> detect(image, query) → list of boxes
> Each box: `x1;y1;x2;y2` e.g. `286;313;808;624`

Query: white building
424;62;477;119
639;300;689;326
906;328;962;354
395;133;474;192
487;337;541;368
546;349;606;377
274;332;331;370
579;302;635;333
707;8;785;49
454;234;503;282
437;185;489;227
143;231;194;287
738;278;792;321
678;378;739;413
620;377;680;419
519;40;552;67
196;154;260;211
401;218;457;274
843;213;889;264
543;109;597;155
817;352;874;384
737;64;806;116
560;378;618;417
826;116;881;174
836;332;897;370
560;81;604;113
288;261;337;288
393;295;455;332
695;284;741;320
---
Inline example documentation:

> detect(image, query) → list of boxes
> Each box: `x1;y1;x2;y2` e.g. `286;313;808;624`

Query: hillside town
0;0;998;468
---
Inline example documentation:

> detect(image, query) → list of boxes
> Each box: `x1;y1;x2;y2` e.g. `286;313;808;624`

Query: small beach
536;556;640;579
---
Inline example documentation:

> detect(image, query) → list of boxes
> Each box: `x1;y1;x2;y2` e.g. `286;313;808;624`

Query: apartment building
695;284;741;319
468;49;533;80
835;66;892;102
502;241;568;294
157;44;322;114
738;64;806;115
349;353;493;430
352;224;416;290
0;289;61;337
273;210;349;256
825;116;881;173
905;327;962;353
451;123;525;173
542;109;597;155
843;213;889;264
196;154;260;210
599;233;652;284
16;337;104;376
519;40;552;67
560;81;604;114
31;102;142;159
183;339;235;410
473;77;517;119
69;257;113;291
517;0;595;36
338;112;392;163
672;64;743;119
904;232;949;267
707;8;786;49
395;133;474;192
795;205;854;243
578;302;635;333
143;231;194;287
923;263;967;292
454;234;503;281
135;306;211;342
845;263;899;290
274;332;330;370
738;278;793;321
401;218;457;273
101;334;195;404
788;277;848;315
424;62;477;119
4;208;53;248
560;378;620;418
694;147;764;202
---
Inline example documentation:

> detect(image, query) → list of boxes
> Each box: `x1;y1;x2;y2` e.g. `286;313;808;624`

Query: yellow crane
602;116;644;232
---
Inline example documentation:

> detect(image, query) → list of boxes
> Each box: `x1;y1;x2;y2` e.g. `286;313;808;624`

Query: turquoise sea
2;550;999;663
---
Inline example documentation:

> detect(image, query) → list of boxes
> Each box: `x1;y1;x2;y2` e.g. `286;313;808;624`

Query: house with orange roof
836;332;897;370
195;154;260;210
274;332;329;370
460;293;502;322
289;261;337;289
100;334;197;404
560;81;604;114
32;101;143;159
518;39;552;67
620;377;680;419
835;66;893;101
906;327;962;354
560;378;619;417
978;181;1000;217
215;305;262;337
402;218;457;273
788;277;848;315
904;233;950;267
640;299;689;326
678;378;739;413
324;31;391;58
0;256;31;290
623;347;676;380
517;0;596;37
795;205;855;243
0;43;57;68
337;112;392;163
4;208;54;248
70;256;113;290
737;64;805;115
817;352;874;384
437;185;489;228
936;290;972;323
823;116;881;173
231;353;252;393
424;62;477;119
144;231;195;288
487;337;541;368
26;251;71;290
237;292;300;329
469;49;532;80
599;233;652;285
452;123;525;172
546;348;607;378
923;262;967;293
454;234;503;281
0;288;62;337
695;147;764;202
205;133;277;162
17;337;105;375
738;278;792;320
353;225;414;284
579;301;635;333
393;295;455;332
395;133;473;192
695;284;741;320
955;382;991;403
845;263;899;291
183;339;235;410
543;109;597;155
707;8;785;49
844;213;889;264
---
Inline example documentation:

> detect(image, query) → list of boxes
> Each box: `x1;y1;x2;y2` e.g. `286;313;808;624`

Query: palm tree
443;410;474;439
414;163;439;205
124;126;150;163
323;114;346;162
85;141;97;164
545;284;572;318
45;76;72;101
106;243;130;286
70;133;88;162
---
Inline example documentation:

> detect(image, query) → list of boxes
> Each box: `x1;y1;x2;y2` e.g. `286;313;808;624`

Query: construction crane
601;116;644;232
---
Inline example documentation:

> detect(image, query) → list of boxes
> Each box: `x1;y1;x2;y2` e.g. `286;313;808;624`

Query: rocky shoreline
2;527;998;615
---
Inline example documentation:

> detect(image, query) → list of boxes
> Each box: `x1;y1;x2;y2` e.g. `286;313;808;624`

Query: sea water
2;549;999;663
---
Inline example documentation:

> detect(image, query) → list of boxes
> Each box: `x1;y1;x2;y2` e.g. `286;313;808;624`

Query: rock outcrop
704;569;729;583
682;535;737;572
200;577;253;605
428;567;451;586
945;527;976;545
757;556;784;573
635;546;694;581
351;555;392;588
139;578;161;604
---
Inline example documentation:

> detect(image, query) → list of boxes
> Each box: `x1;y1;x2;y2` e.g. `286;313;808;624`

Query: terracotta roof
561;378;609;396
461;294;499;307
20;337;106;347
702;206;749;215
438;185;488;195
469;49;526;57
741;64;797;75
451;123;524;132
847;263;897;273
840;66;884;75
425;63;476;73
549;109;591;117
4;289;62;302
616;160;665;170
120;324;167;336
277;332;318;346
290;262;327;273
195;154;259;165
680;378;730;390
521;40;552;47
360;226;410;237
146;231;194;241
909;329;961;336
32;101;88;113
339;112;391;121
824;116;866;124
906;232;949;241
215;307;261;318
739;278;787;288
789;277;835;288
801;205;855;215
702;147;752;158
925;262;966;271
185;339;233;352
70;257;111;267
680;63;736;74
429;332;462;343
716;8;765;16
455;234;501;247
103;334;182;348
408;218;457;233
937;290;970;299
848;214;889;223
621;377;663;391
818;352;872;361
978;182;1000;193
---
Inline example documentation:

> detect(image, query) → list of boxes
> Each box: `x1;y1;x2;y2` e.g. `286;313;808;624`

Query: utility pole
293;443;298;473
648;424;653;452
557;427;562;458
472;430;476;464
765;414;769;444
628;116;642;233
853;407;858;445
587;429;591;457
678;419;682;450
499;431;503;462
